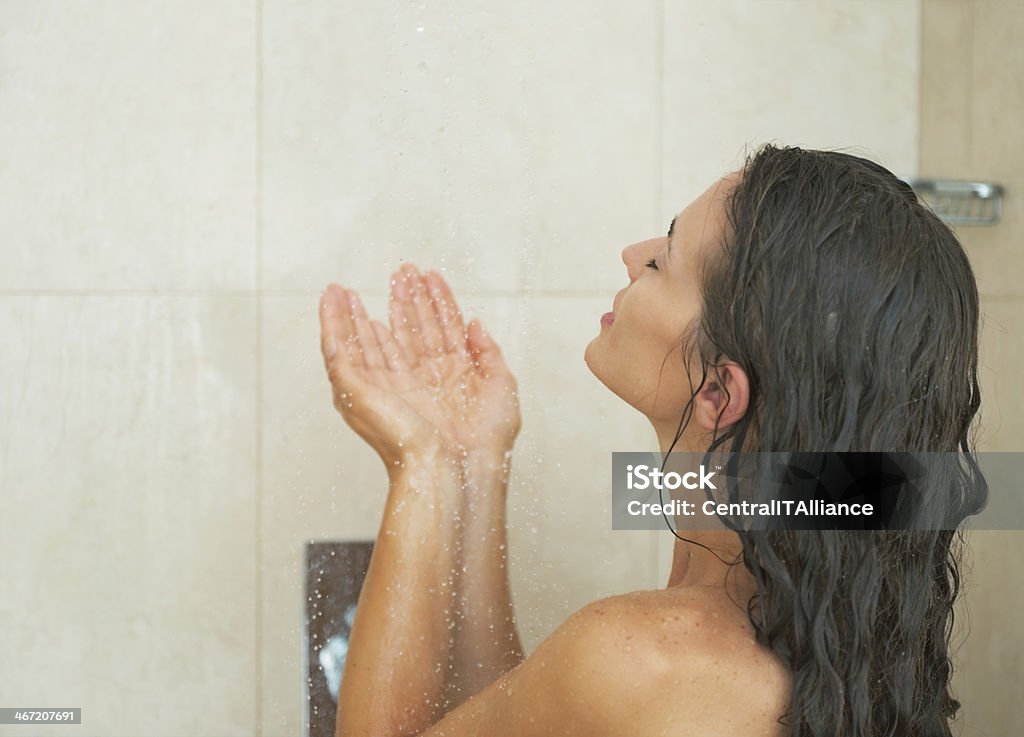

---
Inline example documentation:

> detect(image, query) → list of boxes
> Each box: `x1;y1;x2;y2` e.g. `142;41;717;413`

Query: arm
319;265;526;736
446;448;525;706
337;447;526;737
387;266;527;705
343;578;645;737
336;453;463;737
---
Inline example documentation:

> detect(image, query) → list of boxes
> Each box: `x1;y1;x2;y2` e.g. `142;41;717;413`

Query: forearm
335;453;462;737
446;448;526;705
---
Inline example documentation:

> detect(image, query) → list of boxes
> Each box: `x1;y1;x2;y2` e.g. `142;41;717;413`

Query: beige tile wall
0;2;258;290
8;1;1011;736
922;2;1024;733
0;297;258;735
0;1;261;735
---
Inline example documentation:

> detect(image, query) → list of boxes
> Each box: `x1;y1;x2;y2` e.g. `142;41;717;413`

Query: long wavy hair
666;144;986;737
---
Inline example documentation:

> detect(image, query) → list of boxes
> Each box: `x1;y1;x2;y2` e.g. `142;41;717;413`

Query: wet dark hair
668;144;985;737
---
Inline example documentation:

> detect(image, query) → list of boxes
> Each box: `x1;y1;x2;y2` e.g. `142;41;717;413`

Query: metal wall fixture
901;178;1005;226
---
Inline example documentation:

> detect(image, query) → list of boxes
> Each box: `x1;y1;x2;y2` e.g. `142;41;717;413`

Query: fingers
390;268;423;366
371;320;409;372
346;289;387;370
319;284;359;367
466;318;505;379
392;263;458;359
424;270;469;355
406;265;446;356
323;266;466;378
320;284;396;373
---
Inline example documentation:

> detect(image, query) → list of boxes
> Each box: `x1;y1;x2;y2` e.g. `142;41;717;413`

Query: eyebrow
667;215;677;255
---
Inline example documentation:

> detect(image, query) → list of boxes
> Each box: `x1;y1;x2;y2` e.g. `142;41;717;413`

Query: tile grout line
255;0;264;733
921;0;929;178
967;0;974;166
0;288;634;298
3;287;1023;302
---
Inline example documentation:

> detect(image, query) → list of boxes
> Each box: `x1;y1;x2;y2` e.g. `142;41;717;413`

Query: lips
602;289;625;327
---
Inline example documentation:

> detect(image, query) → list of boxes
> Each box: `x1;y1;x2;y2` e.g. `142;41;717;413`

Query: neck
665;529;746;588
652;416;687;456
652;418;752;594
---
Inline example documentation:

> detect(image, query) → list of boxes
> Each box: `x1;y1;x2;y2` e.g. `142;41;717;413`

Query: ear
692;360;749;431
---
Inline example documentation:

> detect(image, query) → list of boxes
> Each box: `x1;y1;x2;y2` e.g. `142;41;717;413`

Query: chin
584;338;609;383
584;338;631;407
583;334;605;381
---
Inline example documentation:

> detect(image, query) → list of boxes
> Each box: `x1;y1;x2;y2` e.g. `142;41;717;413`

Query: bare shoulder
418;586;790;737
561;587;791;735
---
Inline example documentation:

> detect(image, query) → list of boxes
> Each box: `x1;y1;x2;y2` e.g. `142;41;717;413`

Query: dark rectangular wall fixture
305;540;375;737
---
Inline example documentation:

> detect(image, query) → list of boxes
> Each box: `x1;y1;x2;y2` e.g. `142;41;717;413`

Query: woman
318;143;983;737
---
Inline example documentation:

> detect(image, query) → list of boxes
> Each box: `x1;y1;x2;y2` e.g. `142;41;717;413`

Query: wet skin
319;172;790;737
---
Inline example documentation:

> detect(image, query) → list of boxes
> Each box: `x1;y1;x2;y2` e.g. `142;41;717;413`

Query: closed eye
645;257;658;270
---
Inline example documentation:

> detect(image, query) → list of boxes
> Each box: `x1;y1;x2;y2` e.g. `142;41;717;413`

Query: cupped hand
318;264;521;470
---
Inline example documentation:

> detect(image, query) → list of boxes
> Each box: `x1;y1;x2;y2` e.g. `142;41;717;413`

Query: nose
621;238;661;283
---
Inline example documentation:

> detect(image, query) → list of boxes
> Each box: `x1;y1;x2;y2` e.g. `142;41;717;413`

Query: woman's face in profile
584;173;739;425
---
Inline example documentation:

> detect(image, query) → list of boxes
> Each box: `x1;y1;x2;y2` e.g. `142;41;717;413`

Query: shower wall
921;2;1024;733
1;2;993;736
